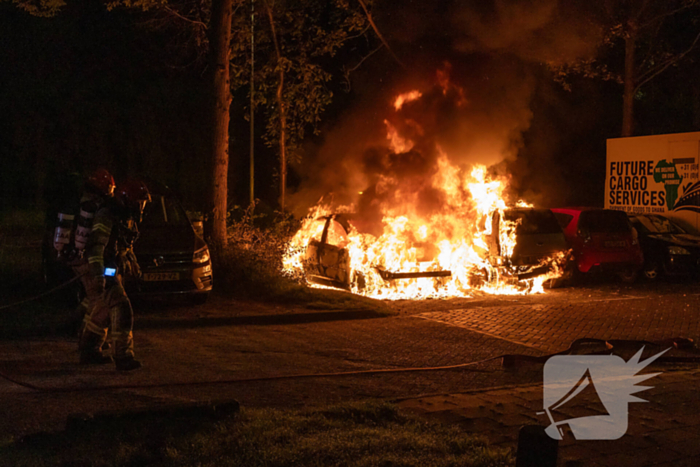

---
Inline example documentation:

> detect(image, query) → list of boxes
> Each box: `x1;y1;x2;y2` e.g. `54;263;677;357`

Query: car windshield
630;215;686;234
141;194;191;228
326;220;349;247
579;210;630;234
503;209;562;235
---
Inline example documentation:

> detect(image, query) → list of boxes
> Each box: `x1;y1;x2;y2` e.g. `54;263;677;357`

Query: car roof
138;177;174;197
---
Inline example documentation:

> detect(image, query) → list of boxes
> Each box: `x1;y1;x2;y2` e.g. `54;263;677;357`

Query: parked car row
549;207;700;283
300;206;700;291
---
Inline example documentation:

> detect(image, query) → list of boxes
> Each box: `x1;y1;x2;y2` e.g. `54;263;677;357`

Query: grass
0;400;513;467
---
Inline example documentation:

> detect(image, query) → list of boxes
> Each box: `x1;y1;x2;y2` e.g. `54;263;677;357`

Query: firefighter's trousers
81;274;135;359
73;261;99;328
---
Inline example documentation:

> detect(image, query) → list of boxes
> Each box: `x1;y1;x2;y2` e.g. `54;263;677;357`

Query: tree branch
355;0;405;68
341;44;383;92
339;23;371;45
163;5;208;29
635;29;700;93
639;4;693;31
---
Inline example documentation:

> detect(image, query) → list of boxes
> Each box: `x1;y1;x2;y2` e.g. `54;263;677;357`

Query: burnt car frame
485;208;569;282
628;213;700;280
301;208;568;292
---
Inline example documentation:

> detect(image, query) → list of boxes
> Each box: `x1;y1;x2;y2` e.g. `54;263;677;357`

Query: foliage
106;0;371;165
5;0;65;17
548;1;700;94
219;200;297;292
1;400;514;466
231;0;370;164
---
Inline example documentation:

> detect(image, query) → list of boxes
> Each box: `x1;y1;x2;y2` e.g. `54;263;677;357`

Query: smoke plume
288;0;601;216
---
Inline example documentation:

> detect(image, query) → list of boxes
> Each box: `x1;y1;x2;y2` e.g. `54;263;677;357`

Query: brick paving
418;295;700;353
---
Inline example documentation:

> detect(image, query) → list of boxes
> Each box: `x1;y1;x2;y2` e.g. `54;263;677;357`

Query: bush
215;202;302;297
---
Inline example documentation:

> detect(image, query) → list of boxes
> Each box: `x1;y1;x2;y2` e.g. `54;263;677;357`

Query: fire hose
0;337;698;394
0;272;87;312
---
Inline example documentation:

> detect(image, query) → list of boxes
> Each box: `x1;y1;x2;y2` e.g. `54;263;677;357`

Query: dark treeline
0;2;287;213
0;2;210;211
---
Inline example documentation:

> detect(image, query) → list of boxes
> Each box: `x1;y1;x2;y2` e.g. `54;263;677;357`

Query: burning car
284;76;569;299
286;202;568;299
485;208;569;283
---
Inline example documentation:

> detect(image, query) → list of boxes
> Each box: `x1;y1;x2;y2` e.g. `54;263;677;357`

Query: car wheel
617;268;638;284
643;262;660;281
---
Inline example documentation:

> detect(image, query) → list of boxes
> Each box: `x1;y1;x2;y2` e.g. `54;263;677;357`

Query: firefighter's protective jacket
86;199;141;280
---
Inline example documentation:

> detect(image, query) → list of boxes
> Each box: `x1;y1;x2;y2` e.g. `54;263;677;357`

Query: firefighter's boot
79;330;113;365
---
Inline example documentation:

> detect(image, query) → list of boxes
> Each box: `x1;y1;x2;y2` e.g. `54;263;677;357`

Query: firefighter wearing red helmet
63;169;116;336
79;178;151;371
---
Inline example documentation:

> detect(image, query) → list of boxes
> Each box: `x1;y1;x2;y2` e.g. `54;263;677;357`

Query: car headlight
668;246;691;255
193;246;210;264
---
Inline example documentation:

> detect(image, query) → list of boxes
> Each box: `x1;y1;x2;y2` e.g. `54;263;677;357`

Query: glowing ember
283;78;567;300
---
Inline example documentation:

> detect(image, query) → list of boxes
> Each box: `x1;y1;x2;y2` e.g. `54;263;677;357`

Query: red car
551;207;644;283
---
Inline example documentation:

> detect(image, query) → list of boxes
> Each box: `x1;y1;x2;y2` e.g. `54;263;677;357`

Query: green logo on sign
654;161;683;210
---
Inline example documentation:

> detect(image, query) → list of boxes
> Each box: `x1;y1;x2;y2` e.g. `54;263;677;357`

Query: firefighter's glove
118;250;142;279
127;250;142;279
122;223;140;247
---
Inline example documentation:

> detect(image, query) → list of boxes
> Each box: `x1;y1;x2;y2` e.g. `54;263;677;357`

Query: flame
283;157;566;299
283;84;566;300
394;90;422;110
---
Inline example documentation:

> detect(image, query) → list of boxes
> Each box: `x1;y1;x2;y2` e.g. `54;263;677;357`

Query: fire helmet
116;179;151;217
86;168;116;196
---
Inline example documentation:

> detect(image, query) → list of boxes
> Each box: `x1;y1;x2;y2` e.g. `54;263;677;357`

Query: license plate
604;240;626;248
143;272;180;281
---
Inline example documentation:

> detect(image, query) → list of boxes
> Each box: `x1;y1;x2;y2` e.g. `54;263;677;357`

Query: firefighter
70;169;116;336
79;179;151;371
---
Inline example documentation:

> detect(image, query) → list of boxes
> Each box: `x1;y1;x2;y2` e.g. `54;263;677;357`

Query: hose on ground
0;337;696;394
0;272;87;312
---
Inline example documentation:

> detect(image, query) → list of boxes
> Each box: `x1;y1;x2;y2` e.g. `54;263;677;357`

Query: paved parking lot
418;294;700;353
2;281;700;465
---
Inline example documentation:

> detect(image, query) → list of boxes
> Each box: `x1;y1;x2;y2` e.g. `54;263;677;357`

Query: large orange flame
283;85;565;300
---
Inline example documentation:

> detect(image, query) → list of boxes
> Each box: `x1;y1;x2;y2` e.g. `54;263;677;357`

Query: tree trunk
207;0;233;249
266;3;286;212
622;22;637;137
